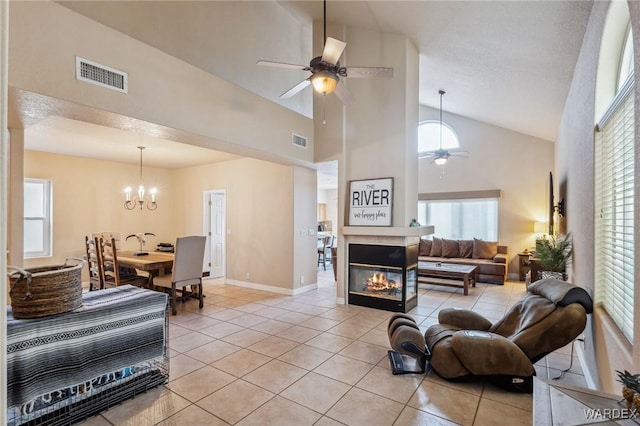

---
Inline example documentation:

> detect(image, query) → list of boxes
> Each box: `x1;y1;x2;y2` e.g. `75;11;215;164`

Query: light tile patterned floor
81;268;585;425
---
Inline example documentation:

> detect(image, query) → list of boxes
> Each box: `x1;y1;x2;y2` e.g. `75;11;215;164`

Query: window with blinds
594;74;635;343
418;190;501;241
24;178;53;258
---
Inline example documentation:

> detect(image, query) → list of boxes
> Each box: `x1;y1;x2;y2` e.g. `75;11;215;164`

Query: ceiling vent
76;57;128;94
292;133;308;149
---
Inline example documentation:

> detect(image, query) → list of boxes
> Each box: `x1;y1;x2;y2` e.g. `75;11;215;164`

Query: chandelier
124;146;157;210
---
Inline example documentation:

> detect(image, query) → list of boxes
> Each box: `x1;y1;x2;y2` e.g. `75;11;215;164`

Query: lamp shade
311;71;338;95
434;156;447;166
534;222;547;234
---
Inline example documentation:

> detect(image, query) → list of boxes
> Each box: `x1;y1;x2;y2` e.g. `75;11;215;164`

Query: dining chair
317;235;333;270
152;235;206;315
84;235;104;291
92;231;138;276
92;232;122;248
99;237;152;288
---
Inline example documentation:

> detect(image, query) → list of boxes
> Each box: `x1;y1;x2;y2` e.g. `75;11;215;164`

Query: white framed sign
348;177;393;226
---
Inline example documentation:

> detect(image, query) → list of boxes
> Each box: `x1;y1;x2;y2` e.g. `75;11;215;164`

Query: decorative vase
634;392;640;412
622;385;635;409
540;271;566;281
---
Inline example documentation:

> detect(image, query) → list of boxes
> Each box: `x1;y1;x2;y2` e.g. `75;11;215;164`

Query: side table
518;252;531;281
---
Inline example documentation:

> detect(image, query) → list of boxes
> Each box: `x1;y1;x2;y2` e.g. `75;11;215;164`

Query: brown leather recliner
424;278;593;392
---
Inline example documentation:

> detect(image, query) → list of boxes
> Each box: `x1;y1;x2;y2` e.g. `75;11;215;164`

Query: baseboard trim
507;273;519;281
575;339;597;389
225;279;318;296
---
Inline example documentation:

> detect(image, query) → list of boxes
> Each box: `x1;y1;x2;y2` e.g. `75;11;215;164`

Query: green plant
616;370;640;407
616;370;640;392
536;233;572;272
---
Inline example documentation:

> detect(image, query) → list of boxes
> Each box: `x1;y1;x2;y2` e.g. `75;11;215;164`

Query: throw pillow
430;237;443;257
458;240;474;258
442;238;460;258
473;238;498;259
419;238;432;256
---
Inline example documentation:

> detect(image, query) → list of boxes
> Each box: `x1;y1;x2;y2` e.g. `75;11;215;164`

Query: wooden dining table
117;251;174;276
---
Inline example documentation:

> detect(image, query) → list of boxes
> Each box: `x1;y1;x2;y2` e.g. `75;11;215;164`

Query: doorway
203;190;226;278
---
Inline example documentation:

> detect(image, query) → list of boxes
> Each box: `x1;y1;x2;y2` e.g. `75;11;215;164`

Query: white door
204;190;226;278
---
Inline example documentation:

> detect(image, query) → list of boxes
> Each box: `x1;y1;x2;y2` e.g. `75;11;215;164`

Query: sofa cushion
473;238;498;259
458;240;474;258
442;238;460;258
419;238;432;256
493;253;507;264
430;237;443;257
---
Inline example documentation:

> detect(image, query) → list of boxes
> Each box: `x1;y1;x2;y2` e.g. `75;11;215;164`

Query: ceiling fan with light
257;0;393;105
420;90;469;165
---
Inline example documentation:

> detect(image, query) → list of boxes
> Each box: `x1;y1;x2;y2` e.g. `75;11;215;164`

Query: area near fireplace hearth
342;226;434;313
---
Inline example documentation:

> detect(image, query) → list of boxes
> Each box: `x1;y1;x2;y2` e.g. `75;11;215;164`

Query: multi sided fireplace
348;243;418;312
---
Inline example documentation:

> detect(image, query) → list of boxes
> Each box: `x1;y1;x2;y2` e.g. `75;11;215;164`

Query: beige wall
19;151;313;292
8;129;23;267
172;158;303;291
293;166;319;290
418;106;555;278
6;1;322;296
343;31;420;227
9;1;314;165
556;0;640;392
22;151;176;278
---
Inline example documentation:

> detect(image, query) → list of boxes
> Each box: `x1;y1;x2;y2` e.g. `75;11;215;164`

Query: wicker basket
8;257;84;319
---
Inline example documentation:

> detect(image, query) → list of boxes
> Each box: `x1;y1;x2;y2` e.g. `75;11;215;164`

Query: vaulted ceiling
59;0;593;142
19;1;594;170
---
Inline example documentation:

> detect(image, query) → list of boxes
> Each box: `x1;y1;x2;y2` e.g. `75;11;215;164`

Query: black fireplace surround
348;243;418;312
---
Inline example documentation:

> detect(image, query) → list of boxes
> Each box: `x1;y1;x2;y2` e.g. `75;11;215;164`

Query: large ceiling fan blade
280;79;311;98
321;37;347;65
257;60;309;71
333;80;355;105
418;153;436;159
450;150;470;158
345;67;394;79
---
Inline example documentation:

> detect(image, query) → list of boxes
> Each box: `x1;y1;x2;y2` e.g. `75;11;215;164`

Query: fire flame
366;272;397;291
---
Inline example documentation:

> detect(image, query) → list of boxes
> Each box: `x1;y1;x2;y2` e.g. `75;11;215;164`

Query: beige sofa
418;237;508;284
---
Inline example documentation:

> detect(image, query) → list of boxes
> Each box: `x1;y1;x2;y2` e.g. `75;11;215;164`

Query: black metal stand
552;338;583;380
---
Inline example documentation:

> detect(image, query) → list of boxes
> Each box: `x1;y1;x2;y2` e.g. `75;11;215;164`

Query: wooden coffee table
418;262;477;295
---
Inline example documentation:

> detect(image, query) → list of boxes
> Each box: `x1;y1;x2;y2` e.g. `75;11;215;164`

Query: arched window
618;27;634;90
418;121;459;155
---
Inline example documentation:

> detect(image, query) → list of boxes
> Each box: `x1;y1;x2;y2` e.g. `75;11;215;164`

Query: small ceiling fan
257;0;393;105
420;90;469;165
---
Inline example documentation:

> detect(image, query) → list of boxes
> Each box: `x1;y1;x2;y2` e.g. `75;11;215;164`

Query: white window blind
594;75;635;343
418;191;500;241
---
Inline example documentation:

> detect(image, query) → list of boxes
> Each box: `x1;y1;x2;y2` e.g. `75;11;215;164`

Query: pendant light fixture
434;90;449;166
421;90;468;165
124;146;158;210
310;0;339;96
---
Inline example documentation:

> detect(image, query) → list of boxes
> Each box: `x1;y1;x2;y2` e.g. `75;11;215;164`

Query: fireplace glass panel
349;264;403;301
406;266;417;300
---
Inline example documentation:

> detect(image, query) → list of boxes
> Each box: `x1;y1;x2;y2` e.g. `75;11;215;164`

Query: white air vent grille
292;133;308;148
76;57;128;93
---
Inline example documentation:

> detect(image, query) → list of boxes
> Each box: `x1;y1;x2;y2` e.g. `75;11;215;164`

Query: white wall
418;105;555;277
